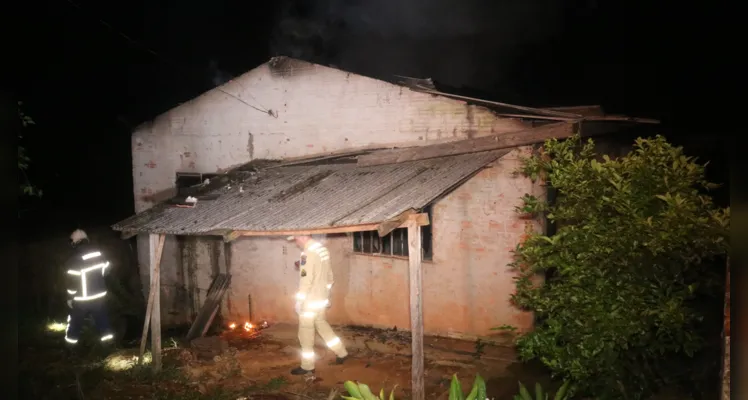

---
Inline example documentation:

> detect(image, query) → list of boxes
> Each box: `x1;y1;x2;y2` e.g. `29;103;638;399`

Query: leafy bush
447;374;487;400
514;380;572;400
342;381;397;400
510;135;730;399
342;374;486;400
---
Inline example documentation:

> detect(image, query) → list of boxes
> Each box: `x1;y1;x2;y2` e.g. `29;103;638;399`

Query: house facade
128;57;545;337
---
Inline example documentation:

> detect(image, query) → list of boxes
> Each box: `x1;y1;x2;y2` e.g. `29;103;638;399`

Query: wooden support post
138;234;166;370
150;233;165;372
138;233;165;365
720;258;730;400
407;217;425;400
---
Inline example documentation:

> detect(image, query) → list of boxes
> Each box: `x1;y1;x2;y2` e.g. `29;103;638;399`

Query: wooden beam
138;234;165;367
121;230;137;240
407;218;425;400
582;115;660;124
223;231;242;243
238;216;430;237
377;209;417;237
488;113;579;121
357;122;578;167
543;105;605;117
150;233;165;372
412;88;581;119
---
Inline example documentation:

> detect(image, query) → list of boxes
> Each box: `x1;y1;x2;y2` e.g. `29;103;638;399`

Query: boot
290;366;314;375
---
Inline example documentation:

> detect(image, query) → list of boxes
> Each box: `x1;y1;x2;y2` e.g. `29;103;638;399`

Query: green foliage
342;374;486;400
18;101;42;198
342;381;397;400
513;380;572;400
511;135;730;399
448;374;487;400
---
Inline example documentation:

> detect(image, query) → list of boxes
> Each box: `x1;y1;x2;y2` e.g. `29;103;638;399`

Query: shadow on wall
18;225;146;335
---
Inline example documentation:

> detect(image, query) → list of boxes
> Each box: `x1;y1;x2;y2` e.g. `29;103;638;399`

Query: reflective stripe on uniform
75;291;106;301
308;242;330;261
101;334;114;341
295;292;306;301
81;262;109;273
68;261;110;301
301;351;315;359
82;251;101;261
306;300;329;310
65;315;77;344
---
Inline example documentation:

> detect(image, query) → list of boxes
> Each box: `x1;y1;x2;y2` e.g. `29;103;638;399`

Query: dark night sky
18;0;731;234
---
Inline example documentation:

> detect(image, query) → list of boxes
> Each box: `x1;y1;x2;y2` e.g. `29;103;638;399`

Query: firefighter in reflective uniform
288;235;348;375
64;229;115;345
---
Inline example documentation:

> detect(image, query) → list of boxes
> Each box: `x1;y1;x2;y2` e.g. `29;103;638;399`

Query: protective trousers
298;309;348;370
65;299;114;345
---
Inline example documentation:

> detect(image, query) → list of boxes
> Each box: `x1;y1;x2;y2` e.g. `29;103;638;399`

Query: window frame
352;205;433;261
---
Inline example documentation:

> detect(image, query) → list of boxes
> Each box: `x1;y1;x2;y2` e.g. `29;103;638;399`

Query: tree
18;101;41;198
509;135;730;399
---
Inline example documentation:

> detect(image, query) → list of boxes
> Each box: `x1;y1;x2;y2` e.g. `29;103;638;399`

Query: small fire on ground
224;320;268;339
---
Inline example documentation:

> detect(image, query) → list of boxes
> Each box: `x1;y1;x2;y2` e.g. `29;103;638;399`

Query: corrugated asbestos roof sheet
111;150;509;235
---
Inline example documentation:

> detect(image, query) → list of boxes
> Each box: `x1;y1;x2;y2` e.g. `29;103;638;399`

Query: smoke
270;0;565;92
209;59;233;87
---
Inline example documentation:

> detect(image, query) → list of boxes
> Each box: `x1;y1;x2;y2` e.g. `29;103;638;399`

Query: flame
244;322;253;331
229;322;237;330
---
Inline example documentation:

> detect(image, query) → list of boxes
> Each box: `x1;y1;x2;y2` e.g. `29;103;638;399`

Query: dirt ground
23;320;554;399
148;323;545;399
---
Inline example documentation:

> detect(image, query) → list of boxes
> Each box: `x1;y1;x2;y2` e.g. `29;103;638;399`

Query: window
175;172;219;195
353;205;433;261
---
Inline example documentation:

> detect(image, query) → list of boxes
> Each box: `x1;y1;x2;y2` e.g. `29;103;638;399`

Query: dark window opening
352;205;433;261
421;205;434;260
175;172;220;195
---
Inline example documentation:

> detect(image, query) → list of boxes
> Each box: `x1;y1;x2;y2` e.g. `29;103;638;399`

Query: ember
228;320;268;332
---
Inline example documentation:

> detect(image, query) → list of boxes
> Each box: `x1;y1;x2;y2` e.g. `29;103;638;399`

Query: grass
19;316;293;400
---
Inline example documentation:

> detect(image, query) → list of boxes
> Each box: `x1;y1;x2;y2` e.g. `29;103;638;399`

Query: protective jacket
292;239;347;372
294;240;333;311
65;242;110;303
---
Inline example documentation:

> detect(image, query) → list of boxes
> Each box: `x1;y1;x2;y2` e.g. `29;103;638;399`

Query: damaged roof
112;150;509;236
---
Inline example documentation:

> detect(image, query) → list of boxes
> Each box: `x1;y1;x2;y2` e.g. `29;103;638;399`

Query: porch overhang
112;150;510;239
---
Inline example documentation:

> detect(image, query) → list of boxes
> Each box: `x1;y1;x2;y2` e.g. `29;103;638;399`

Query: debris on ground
191;335;229;360
22;322;534;399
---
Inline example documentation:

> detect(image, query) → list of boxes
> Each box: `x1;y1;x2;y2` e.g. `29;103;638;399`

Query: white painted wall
131;57;531;327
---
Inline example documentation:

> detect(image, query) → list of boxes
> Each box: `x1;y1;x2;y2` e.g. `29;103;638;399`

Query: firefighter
288;235;348;375
63;229;115;346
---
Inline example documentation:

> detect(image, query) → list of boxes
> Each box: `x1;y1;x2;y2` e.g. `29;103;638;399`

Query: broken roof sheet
112;150;509;236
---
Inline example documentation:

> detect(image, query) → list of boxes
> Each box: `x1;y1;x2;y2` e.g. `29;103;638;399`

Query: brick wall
213;147;542;337
131;57;527;214
131;57;532;328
